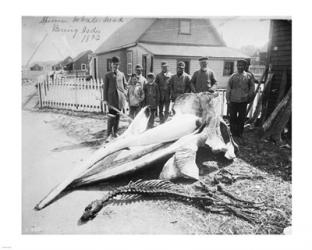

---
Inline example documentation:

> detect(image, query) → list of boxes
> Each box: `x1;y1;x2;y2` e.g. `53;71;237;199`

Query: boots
112;114;120;138
105;115;115;142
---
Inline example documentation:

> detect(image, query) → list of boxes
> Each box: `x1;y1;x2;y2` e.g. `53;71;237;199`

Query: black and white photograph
21;16;293;235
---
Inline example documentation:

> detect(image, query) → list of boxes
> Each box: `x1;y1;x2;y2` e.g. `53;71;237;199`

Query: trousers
107;108;120;136
147;109;157;129
129;106;141;119
159;100;170;123
228;102;248;137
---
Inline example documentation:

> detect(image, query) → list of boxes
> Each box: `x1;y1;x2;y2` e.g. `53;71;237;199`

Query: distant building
52;56;73;71
93;18;249;88
64;50;93;73
30;64;43;71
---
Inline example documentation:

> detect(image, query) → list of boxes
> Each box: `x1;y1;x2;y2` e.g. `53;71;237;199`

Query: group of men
103;55;255;143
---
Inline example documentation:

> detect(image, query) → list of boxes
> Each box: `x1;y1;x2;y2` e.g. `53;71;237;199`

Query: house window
81;64;86;71
127;51;133;75
107;58;112;72
223;61;234;76
179;20;191;34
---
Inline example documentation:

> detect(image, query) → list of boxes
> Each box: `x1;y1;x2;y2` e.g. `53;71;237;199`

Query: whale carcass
35;92;238;210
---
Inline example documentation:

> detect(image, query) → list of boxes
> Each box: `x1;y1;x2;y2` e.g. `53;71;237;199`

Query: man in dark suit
103;56;127;141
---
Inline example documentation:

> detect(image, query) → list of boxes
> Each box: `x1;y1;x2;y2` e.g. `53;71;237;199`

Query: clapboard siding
266;19;292;116
139;19;225;46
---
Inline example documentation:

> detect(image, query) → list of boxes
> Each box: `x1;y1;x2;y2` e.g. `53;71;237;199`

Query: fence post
99;78;104;114
37;82;42;108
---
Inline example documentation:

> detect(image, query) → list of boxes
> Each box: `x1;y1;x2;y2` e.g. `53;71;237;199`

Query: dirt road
22;110;190;234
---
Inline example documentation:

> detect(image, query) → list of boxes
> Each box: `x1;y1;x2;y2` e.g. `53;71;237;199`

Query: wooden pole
261;88;291;143
246;66;268;116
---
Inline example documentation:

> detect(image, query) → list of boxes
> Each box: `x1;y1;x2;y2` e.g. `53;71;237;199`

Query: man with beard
190;56;217;93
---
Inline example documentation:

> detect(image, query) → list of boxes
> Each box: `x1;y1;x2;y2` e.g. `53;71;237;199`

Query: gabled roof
73;50;93;62
95;18;226;55
95;18;155;54
138;43;250;59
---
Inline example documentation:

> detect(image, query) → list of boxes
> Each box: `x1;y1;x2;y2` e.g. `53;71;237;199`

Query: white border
1;0;312;249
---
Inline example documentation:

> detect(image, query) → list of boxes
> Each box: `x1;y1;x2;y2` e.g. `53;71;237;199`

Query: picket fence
37;78;107;113
37;78;263;118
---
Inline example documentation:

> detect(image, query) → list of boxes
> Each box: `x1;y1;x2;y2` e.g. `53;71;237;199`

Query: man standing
169;61;191;102
103;56;127;142
155;61;172;123
226;59;255;139
190;56;217;93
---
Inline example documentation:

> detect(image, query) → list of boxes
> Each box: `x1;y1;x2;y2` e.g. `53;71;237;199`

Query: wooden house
52;56;73;71
93;18;249;88
266;19;291;116
65;50;93;73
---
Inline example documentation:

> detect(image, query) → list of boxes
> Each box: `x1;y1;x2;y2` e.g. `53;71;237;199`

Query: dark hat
161;61;168;67
177;61;185;68
147;72;155;78
237;59;248;65
199;56;209;61
111;56;120;63
135;64;143;70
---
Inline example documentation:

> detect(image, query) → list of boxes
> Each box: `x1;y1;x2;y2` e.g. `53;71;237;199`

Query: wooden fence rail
37;78;263;118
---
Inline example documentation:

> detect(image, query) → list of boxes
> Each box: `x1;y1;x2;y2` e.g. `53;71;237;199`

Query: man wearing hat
190;56;217;93
155;61;172;123
169;61;191;102
226;59;255;139
103;56;128;142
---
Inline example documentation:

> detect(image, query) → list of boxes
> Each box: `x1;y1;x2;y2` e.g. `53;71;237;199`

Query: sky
22;16;270;66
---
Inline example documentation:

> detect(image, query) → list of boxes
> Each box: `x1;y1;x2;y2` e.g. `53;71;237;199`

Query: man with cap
226;59;255;140
190;56;217;93
155;61;172;123
103;56;128;142
169;61;191;102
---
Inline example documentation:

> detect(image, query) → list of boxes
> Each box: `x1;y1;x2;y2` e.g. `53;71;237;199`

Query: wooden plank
38;82;43;108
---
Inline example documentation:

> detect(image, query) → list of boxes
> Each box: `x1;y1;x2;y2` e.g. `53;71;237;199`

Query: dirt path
22;110;188;234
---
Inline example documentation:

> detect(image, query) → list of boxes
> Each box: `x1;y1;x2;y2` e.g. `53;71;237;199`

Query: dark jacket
104;70;127;109
155;71;172;102
190;68;217;93
169;72;191;100
144;82;160;109
226;71;255;103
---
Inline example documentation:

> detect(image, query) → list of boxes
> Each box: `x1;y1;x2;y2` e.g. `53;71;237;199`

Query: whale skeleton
35;92;238;210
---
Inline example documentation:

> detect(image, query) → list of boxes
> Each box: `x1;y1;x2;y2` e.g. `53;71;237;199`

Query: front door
177;60;190;74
